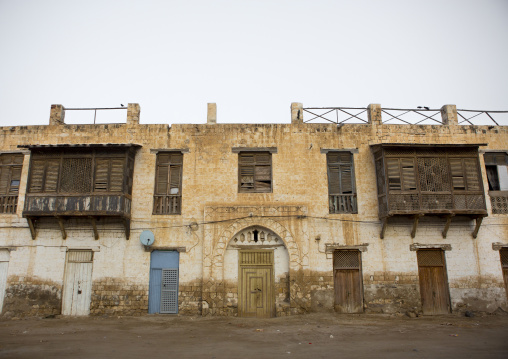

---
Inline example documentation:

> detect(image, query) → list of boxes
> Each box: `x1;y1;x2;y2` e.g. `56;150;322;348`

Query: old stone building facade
0;102;507;318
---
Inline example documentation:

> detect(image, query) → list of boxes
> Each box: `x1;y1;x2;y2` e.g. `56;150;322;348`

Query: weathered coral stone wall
0;104;508;318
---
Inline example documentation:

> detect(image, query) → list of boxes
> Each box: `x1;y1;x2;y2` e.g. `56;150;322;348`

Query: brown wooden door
417;250;451;315
334;250;363;313
239;251;274;318
500;249;508;299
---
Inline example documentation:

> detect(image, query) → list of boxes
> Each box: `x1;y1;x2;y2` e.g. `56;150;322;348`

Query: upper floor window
27;149;133;195
0;153;24;214
327;151;357;213
153;152;183;215
484;152;508;214
238;152;272;193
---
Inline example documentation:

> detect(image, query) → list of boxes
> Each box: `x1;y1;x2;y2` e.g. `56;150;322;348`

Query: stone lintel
409;243;452;251
325;243;369;253
492;242;508;251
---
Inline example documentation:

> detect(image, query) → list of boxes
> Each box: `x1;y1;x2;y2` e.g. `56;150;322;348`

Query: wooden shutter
29;159;45;192
109;158;125;192
327;152;355;195
239;152;271;192
156;164;169;195
169;165;181;194
401;158;416;190
463;158;480;191
340;164;353;194
386;158;401;190
0;166;9;195
328;165;341;194
449;159;465;190
44;159;60;192
94;159;109;192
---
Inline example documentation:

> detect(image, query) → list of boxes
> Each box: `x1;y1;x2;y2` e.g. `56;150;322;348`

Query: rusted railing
0;195;18;214
64;107;128;125
303;107;508;126
329;194;357;214
153;195;181;215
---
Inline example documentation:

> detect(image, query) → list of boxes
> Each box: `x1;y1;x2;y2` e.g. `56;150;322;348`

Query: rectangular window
327;152;357;213
484;152;508;214
153;152;183;215
28;152;127;194
0;153;24;214
238;152;272;193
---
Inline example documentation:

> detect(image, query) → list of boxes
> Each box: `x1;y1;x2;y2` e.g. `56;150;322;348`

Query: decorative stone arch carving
212;217;301;271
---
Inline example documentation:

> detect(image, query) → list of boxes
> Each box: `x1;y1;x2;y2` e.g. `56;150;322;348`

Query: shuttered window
28;152;126;194
386;158;417;191
153;153;183;215
327;152;357;214
239;152;272;193
0;154;24;214
449;158;481;191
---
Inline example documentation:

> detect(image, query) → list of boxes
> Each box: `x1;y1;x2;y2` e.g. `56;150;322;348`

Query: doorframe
416;248;452;315
333;249;364;313
61;249;94;316
238;249;275;318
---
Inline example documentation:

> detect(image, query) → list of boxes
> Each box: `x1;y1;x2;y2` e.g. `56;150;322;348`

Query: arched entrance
224;225;290;317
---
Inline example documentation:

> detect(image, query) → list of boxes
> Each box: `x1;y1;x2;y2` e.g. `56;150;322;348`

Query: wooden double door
238;251;274;318
417;249;451;315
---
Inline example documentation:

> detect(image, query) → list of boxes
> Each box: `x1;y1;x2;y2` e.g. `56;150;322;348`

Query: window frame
238;151;273;193
0;153;24;214
326;150;358;214
153;152;183;215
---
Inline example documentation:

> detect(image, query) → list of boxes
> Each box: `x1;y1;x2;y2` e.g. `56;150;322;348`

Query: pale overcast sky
0;0;507;126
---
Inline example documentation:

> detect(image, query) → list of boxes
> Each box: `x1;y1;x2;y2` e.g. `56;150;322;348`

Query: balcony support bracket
442;214;455;239
89;217;99;240
411;214;423;239
57;217;67;240
27;217;37;240
380;217;389;239
124;219;131;240
472;216;484;239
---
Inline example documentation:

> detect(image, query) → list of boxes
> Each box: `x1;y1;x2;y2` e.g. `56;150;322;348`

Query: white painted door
62;250;93;316
0;249;10;313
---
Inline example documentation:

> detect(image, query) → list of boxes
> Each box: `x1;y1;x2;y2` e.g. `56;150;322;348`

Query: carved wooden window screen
238;152;272;193
153;153;183;215
28;150;127;194
0;154;24;214
417;250;444;267
240;251;274;266
333;250;360;270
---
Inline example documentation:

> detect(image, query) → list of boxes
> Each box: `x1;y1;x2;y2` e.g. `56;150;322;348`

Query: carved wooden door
417;249;451;315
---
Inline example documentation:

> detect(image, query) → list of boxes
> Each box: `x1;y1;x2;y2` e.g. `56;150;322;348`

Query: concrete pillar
367;104;382;125
441;104;458;126
49;104;65;125
291;102;303;124
127;103;140;125
207;103;217;124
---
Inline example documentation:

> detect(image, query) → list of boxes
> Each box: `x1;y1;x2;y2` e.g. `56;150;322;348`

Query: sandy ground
0;312;507;359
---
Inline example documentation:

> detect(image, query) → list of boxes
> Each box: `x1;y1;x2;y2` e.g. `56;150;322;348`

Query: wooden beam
124;219;131;240
472;216;483;239
380;218;388;239
89;217;99;240
27;217;37;240
57;217;67;240
442;214;455;239
411;215;422;239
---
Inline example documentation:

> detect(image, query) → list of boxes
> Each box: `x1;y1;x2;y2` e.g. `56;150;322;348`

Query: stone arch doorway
224;225;290;317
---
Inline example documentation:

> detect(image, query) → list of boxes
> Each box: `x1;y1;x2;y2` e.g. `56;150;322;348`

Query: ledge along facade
0;102;507;318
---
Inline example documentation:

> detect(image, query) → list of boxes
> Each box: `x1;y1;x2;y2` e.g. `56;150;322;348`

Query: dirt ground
0;312;507;359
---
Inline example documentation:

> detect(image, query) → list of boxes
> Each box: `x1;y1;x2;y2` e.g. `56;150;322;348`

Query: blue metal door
148;251;179;314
